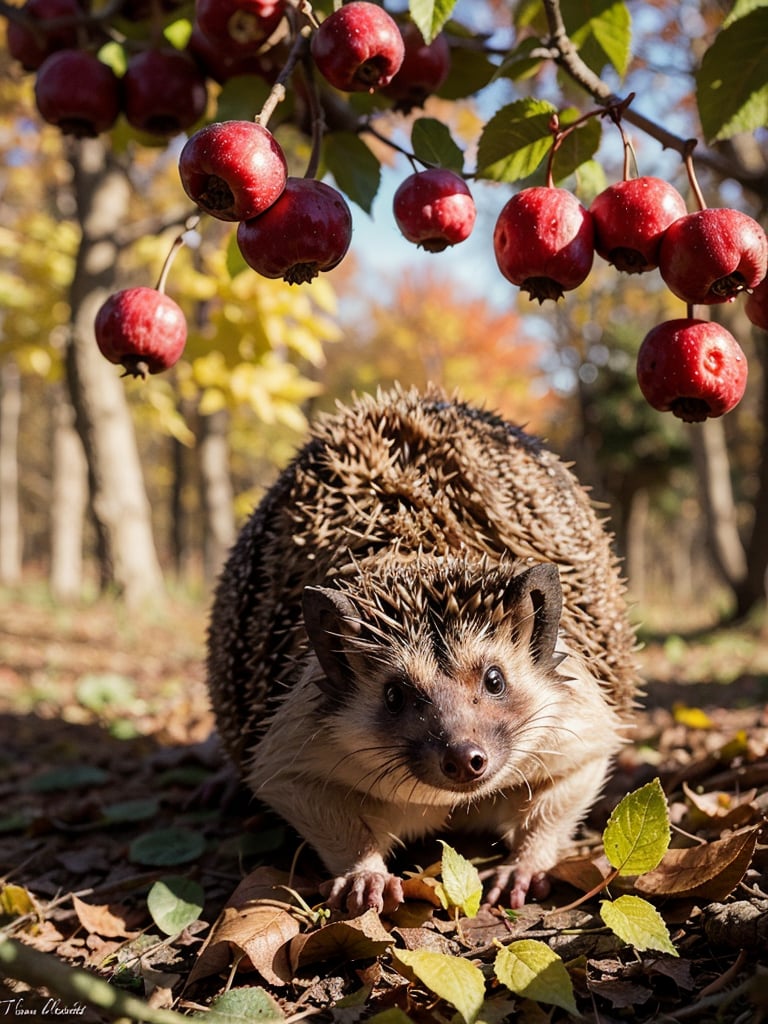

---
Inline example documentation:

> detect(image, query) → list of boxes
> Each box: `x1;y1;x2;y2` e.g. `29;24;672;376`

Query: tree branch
540;0;768;196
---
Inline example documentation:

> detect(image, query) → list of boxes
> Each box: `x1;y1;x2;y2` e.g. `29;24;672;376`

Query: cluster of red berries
491;178;768;422
12;0;767;424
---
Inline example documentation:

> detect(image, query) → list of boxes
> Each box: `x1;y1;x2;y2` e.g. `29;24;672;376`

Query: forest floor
0;583;767;1023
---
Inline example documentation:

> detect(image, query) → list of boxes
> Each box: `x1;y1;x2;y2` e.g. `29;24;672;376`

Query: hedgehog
207;385;639;914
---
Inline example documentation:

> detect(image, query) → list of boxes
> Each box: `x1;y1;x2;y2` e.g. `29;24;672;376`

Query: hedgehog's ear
507;563;563;667
302;586;362;696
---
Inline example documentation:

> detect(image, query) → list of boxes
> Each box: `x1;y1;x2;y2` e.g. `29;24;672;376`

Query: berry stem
683;144;708;211
256;8;313;129
300;51;325;179
154;215;200;294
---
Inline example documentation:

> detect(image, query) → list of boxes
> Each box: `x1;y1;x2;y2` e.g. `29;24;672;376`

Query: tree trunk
689;417;747;597
734;339;768;616
49;389;88;601
0;360;22;585
65;136;165;606
199;408;235;582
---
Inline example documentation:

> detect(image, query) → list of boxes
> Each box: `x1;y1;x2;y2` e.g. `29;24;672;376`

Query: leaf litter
0;598;767;1022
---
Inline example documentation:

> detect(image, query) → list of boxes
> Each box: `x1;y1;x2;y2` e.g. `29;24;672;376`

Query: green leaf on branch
600;895;678;956
476;98;557;182
392;948;485;1024
147;876;205;936
411;118;465;171
437;39;497;99
561;0;632;77
437;840;482;917
494;940;579;1015
696;6;768;142
603;778;670;876
323;133;381;214
409;0;459;43
495;38;546;82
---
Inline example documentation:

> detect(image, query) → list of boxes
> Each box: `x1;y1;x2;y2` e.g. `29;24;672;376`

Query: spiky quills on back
207;385;639;765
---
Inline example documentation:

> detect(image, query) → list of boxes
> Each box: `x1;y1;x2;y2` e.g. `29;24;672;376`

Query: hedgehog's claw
323;871;404;917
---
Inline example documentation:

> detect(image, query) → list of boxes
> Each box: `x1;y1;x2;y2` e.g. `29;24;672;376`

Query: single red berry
94;287;187;379
7;0;82;71
311;1;404;93
590;176;688;274
393;168;476;252
658;208;768;304
236;178;353;285
381;21;450;111
194;0;286;49
179;121;287;222
745;275;768;331
493;186;594;303
636;318;748;423
123;49;208;137
34;50;121;137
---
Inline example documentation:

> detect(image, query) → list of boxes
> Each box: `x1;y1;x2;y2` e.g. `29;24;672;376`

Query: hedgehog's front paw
323;870;404;916
483;863;551;908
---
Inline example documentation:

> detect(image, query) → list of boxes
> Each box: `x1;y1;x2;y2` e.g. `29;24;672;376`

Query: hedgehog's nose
441;742;488;784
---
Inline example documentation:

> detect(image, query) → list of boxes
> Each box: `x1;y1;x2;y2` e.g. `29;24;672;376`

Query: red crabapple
311;2;404;92
745;275;768;331
123;49;208;137
34;50;121;137
7;0;82;71
590;176;688;273
237;178;353;284
178;121;288;222
393;168;476;252
493;186;595;302
636;318;748;422
382;21;450;111
658;208;768;304
94;287;187;379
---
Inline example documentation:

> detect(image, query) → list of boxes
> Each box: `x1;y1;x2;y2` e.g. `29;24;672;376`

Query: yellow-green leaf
603;778;670;875
600;895;678;956
494;940;579;1015
438;841;483;918
392;948;485;1024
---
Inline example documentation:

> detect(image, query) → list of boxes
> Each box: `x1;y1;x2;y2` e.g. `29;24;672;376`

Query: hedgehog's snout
440;740;489;785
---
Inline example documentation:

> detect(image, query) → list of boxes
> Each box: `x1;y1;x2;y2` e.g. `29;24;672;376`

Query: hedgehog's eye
384;680;406;714
483;665;507;696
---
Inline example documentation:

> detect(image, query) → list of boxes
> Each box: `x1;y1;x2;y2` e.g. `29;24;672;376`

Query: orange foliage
323;267;561;434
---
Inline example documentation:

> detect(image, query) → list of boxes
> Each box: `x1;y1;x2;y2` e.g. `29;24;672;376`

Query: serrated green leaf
494;940;579;1015
561;0;632;77
147;876;205;936
393;948;485;1024
438;841;483;917
600;895;678;956
129;827;206;867
411;118;465;171
409;0;458;43
192;986;285;1022
215;75;273;125
696;9;768;142
603;778;670;875
437;39;496;100
476;98;557;182
323;132;381;214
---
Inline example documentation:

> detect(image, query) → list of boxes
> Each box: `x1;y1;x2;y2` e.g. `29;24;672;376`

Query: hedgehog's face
302;559;572;804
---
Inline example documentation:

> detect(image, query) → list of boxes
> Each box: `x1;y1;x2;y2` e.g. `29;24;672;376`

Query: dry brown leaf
634;825;760;900
186;866;303;988
289;909;392;971
548;850;613;893
682;782;759;830
72;895;141;939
